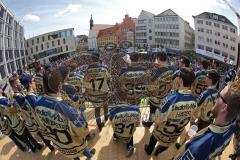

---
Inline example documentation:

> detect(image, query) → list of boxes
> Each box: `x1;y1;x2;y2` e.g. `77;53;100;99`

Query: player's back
191;70;207;99
148;66;174;105
153;91;197;146
0;105;12;136
84;64;110;103
34;95;89;158
116;64;148;105
110;104;141;143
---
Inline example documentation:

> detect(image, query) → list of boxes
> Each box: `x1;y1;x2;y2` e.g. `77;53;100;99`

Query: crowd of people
0;50;239;160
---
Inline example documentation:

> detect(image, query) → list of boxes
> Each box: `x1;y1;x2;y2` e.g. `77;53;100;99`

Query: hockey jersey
35;73;44;95
175;122;238;160
110;104;141;143
34;94;89;158
196;87;218;122
148;66;173;107
191;70;208;99
153;90;197;147
13;92;39;133
83;64;110;104
0;97;25;135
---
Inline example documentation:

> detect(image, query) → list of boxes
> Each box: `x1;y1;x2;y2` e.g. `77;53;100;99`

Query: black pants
94;104;108;129
197;118;211;131
113;133;133;149
37;132;54;151
145;134;168;155
18;128;42;152
9;131;26;152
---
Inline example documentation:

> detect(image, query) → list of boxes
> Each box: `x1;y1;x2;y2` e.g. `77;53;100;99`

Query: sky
3;0;240;39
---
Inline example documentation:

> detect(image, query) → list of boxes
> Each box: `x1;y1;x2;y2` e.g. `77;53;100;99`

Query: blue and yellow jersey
114;65;148;105
110;105;141;143
35;73;44;95
13;92;39;134
196;87;218;122
0;97;25;135
148;66;173;107
152;90;197;147
174;122;238;160
34;94;89;158
0;103;12;136
83;64;110;104
191;70;208;99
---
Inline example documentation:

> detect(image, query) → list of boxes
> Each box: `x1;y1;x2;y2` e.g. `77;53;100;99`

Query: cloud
54;4;81;17
23;13;40;22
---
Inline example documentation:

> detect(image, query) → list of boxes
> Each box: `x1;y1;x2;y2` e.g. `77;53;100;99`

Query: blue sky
3;0;240;39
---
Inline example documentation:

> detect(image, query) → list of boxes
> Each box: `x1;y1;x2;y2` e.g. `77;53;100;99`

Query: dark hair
213;60;220;68
92;53;100;62
180;56;190;67
156;52;167;62
201;60;209;69
130;52;139;62
207;69;220;85
179;67;195;87
225;80;240;121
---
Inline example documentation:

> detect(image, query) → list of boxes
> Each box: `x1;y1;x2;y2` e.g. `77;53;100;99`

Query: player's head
46;66;70;94
156;52;167;64
179;56;190;68
129;52;139;63
20;74;36;91
212;80;240;123
9;75;22;91
178;67;195;88
206;69;220;86
212;60;220;69
200;60;209;70
92;52;100;62
35;64;44;74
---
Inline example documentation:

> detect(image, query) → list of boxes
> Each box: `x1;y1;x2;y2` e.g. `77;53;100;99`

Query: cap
207;69;220;83
21;74;33;88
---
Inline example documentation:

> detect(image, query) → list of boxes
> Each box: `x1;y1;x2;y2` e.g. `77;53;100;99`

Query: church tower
90;15;93;30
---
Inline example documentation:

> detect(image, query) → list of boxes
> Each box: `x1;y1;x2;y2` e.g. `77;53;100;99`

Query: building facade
76;35;88;52
194;12;238;65
97;14;135;49
26;28;76;64
154;9;194;52
135;10;155;48
0;1;26;80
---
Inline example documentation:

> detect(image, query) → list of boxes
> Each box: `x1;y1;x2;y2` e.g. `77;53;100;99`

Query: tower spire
90;14;93;30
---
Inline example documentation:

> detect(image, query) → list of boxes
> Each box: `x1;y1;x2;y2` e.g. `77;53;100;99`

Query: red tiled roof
98;24;120;37
92;24;114;36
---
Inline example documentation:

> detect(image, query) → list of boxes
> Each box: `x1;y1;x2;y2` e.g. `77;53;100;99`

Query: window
0;51;3;62
198;36;204;41
27;41;29;47
214;49;220;55
230;55;235;61
42;36;45;42
36;46;38;52
206;38;212;43
223;35;228;39
149;36;152;40
0;65;6;79
31;48;33;54
215;40;220;45
230;28;236;33
58;39;60;45
214;23;220;28
66;45;68;51
47;42;49;48
222;52;228;58
63;38;66;44
206;29;212;34
37;38;39;43
206;21;212;26
230;37;236;42
149;29;152;33
215;32;220;36
41;44;43;50
206;46;212;52
198;28;204;32
32;39;34;45
52;41;55;47
222;25;228;30
197;20;203;24
231;46;236;51
197;44;204;50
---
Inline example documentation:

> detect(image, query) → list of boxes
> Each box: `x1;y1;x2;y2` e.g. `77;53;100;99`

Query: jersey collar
209;122;233;133
45;94;62;101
